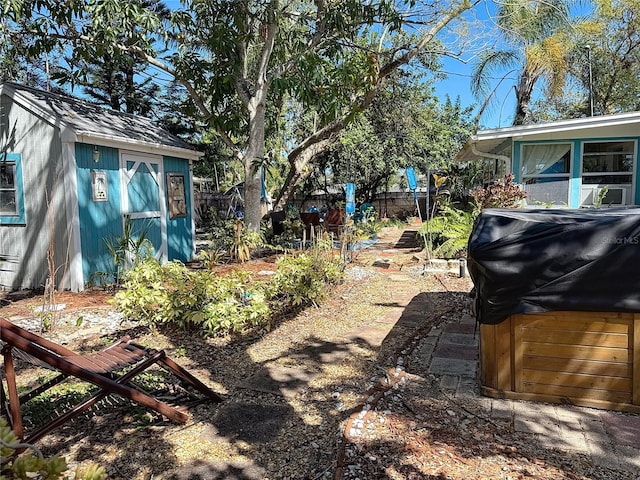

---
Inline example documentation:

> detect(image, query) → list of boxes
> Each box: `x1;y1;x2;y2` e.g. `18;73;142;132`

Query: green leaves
114;246;343;336
0;417;106;480
420;203;475;259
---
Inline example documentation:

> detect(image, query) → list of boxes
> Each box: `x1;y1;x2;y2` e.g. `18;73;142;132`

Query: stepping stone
439;332;479;347
238;365;317;399
429;357;477;377
433;343;478;361
387;273;413;282
444;322;478;334
376;311;403;325
205;403;294;444
372;258;393;269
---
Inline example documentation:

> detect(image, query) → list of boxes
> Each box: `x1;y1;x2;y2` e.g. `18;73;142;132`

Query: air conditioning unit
595;187;626;206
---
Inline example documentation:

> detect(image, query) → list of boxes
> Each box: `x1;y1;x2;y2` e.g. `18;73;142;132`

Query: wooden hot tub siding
480;311;640;413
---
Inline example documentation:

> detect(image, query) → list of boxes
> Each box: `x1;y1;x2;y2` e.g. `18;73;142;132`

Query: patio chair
0;317;223;445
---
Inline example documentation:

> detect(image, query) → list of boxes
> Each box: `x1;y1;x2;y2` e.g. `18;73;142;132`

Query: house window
521;143;572;206
580;141;634;207
582;141;634;185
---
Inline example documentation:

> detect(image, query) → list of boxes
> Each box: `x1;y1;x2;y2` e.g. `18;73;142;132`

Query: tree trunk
514;68;537;125
244;94;267;231
274;139;332;211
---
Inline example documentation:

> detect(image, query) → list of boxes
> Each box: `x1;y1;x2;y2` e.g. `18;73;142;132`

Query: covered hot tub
468;208;640;413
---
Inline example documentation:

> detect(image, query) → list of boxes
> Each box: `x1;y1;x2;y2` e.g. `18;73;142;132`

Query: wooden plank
496;317;512;391
514;316;524;391
523;355;631;378
522;382;632;404
480;324;497;389
516;315;632;334
522;343;630;362
550;311;633;321
522;369;632;392
518;330;628;348
633;314;640;405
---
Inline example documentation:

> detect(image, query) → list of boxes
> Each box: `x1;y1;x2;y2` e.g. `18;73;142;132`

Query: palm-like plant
472;0;574;126
421;204;476;259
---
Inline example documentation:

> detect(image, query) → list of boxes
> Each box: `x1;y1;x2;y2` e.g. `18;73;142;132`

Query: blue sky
433;56;518;130
159;0;512;128
431;0;517;130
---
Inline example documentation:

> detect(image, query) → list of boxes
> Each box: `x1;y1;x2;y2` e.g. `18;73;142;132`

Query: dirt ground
1;227;635;480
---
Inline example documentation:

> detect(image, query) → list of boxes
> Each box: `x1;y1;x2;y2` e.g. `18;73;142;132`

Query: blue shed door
120;152;167;262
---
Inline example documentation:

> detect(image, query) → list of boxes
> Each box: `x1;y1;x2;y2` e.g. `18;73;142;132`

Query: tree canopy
543;0;640;118
1;0;476;229
471;0;574;126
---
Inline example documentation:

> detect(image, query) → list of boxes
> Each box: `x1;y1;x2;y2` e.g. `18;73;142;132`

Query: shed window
0;163;17;214
521;143;571;176
0;153;25;224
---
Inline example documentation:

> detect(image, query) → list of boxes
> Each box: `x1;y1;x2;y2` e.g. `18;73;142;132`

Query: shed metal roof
1;82;202;160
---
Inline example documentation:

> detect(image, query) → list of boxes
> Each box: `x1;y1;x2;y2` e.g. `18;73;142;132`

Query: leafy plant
114;260;269;335
268;207;304;250
230;220;263;263
198;248;226;269
202;216;264;262
268;246;343;308
471;173;527;209
356;219;381;239
593;185;609;208
114;244;344;336
430;173;449;218
0;417;106;480
420;203;476;259
103;215;154;285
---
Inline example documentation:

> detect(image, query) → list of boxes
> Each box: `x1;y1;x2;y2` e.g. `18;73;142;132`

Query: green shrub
419;204;476;259
202;217;264;263
0;417;106;480
197;272;270;333
268;246;343;307
114;259;268;334
114;246;343;337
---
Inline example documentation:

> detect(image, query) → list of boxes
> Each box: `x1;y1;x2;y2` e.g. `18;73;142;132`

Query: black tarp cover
467;208;640;325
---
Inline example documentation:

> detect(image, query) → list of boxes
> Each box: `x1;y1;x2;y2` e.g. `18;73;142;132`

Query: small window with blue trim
0;153;25;224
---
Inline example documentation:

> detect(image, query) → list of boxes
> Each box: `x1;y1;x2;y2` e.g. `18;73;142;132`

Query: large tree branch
105;38;244;155
377;0;477;80
235;8;252;106
274;1;476;208
257;1;279;91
